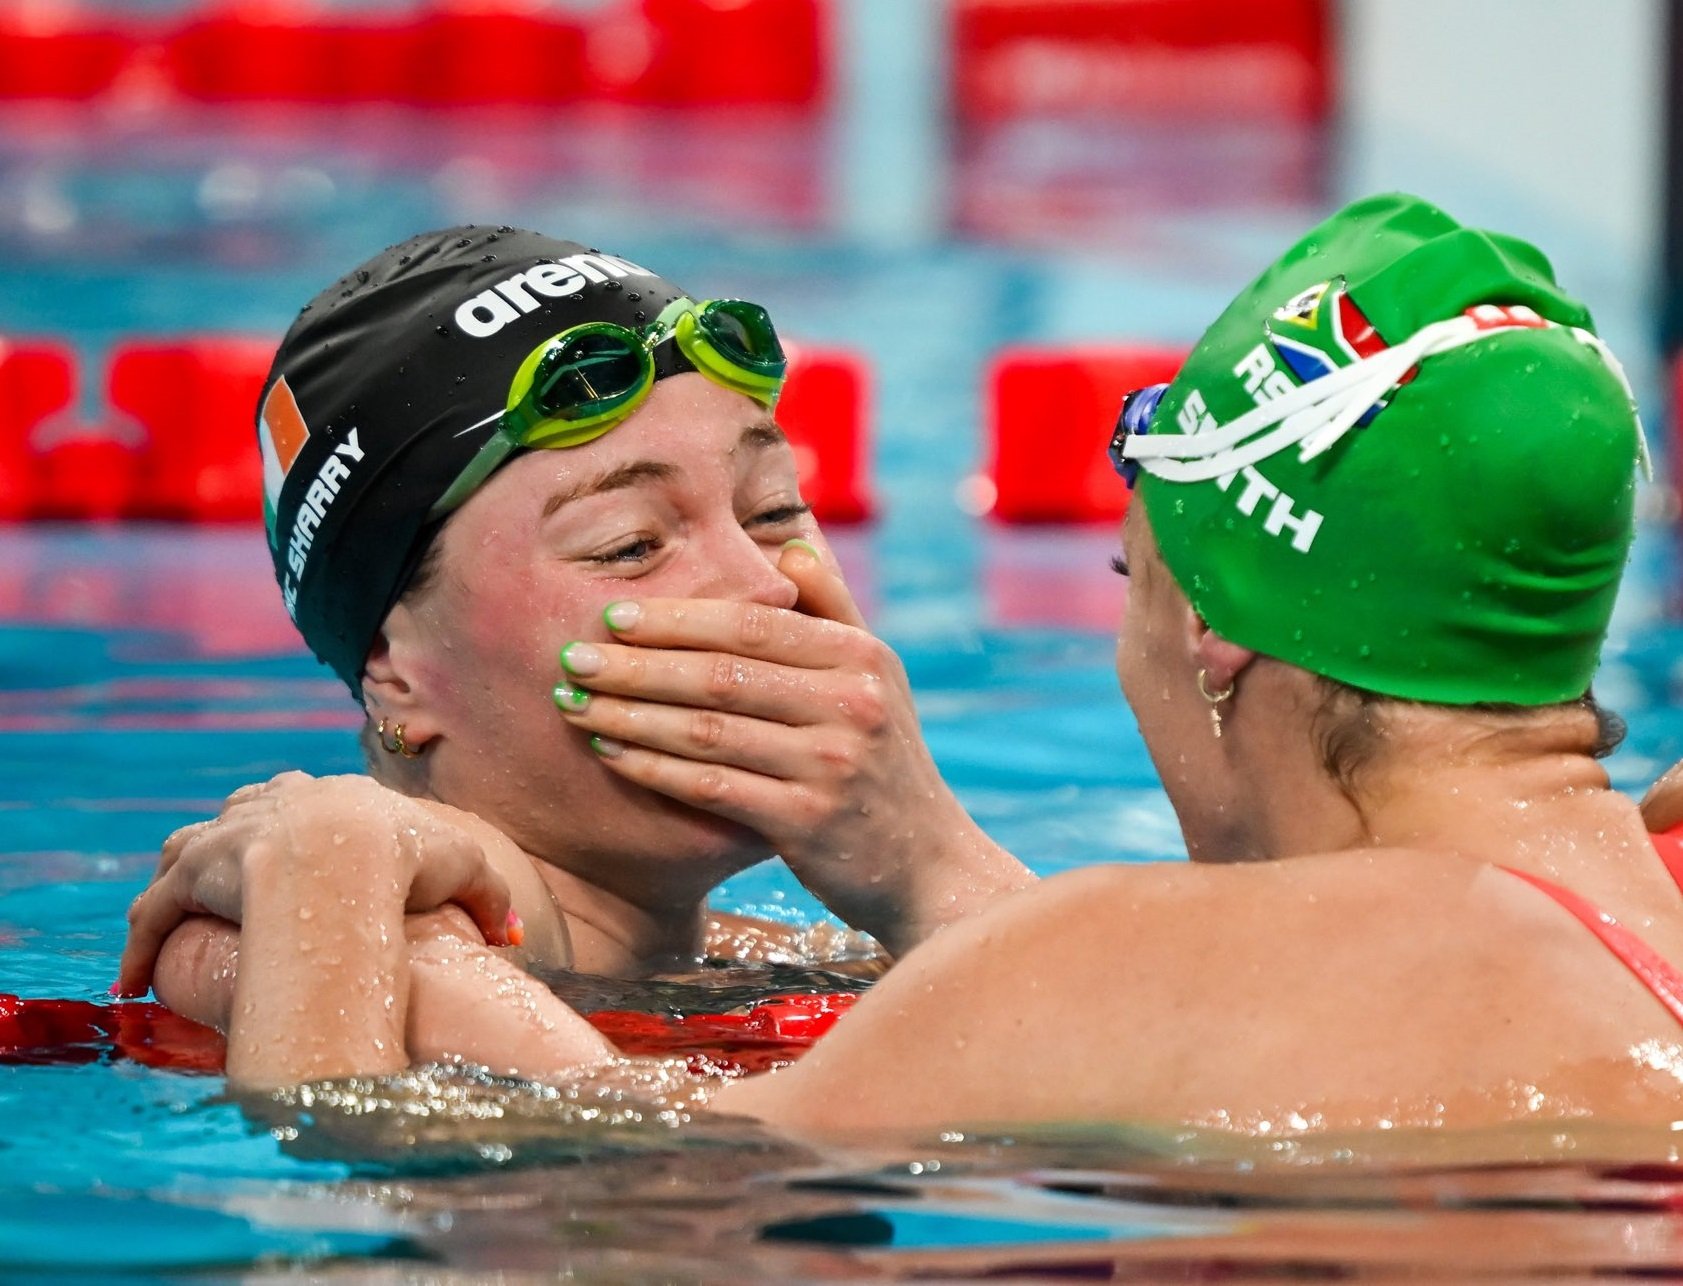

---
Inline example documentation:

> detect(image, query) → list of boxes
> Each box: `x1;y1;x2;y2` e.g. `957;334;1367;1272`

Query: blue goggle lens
1107;383;1170;489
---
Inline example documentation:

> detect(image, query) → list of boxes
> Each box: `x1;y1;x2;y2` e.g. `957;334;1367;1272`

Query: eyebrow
733;419;787;454
540;420;789;519
541;460;678;520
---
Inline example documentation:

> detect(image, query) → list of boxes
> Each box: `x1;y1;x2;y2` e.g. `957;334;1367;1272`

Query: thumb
780;539;867;629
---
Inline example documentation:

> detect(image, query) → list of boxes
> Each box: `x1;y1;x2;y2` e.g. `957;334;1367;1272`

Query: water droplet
356;269;370;285
398;254;411;265
456;237;472;248
603;280;623;292
436;325;451;337
626;292;641;303
481;254;497;262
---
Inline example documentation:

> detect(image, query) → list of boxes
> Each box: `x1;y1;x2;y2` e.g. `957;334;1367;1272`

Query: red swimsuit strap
1650;824;1683;890
1502;827;1683;1029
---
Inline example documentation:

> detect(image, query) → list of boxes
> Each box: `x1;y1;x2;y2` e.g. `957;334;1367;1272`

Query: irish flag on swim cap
1130;192;1646;706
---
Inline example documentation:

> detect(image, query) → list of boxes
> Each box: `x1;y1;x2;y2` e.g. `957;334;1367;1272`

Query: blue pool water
3;97;1683;1276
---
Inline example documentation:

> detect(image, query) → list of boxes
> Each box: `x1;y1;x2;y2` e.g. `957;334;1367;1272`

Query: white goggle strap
1568;326;1652;481
1122;314;1648;485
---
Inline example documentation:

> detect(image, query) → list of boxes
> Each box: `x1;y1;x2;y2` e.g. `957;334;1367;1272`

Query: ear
360;601;441;743
1183;606;1256;694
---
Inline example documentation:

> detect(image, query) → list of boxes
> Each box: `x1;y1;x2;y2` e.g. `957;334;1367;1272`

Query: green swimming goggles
431;296;787;517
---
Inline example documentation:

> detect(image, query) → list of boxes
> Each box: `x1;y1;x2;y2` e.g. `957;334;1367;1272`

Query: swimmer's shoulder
716;850;1676;1134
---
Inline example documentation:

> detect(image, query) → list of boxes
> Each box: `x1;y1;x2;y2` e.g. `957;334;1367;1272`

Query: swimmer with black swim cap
121;227;1029;1061
260;227;774;696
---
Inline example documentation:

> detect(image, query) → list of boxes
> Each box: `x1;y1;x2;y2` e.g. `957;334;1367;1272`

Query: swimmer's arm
150;911;598;1081
225;881;610;1090
153;916;239;1031
403;909;617;1078
225;838;411;1088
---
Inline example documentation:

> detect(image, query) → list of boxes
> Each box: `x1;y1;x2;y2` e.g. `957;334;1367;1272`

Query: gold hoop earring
378;717;424;759
1196;669;1235;740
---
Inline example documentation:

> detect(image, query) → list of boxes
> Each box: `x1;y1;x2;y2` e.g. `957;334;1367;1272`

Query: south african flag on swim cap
1135;193;1645;706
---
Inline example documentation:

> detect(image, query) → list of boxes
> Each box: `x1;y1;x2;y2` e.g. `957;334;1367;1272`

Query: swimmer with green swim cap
1114;190;1647;707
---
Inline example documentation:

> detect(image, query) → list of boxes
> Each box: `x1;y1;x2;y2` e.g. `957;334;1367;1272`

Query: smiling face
368;373;828;904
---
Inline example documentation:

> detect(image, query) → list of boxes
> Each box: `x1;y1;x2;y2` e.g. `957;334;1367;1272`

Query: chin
646;796;777;870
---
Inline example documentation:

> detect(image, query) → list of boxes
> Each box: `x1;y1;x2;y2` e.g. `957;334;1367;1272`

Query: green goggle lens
533;332;647;414
431;298;786;520
697;300;784;373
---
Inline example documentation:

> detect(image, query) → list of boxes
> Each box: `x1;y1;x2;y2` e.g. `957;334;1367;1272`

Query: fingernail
506;910;525;948
552;683;590;713
108;981;122;998
603;601;641;632
560;642;604;677
590;735;625;759
781;538;820;561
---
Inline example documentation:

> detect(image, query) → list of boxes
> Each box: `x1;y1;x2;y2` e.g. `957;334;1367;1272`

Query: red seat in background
779;345;873;524
0;341;77;520
109;339;273;522
983;345;1185;523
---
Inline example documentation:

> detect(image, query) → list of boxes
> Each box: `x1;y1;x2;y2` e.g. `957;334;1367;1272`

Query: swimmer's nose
692;524;801;610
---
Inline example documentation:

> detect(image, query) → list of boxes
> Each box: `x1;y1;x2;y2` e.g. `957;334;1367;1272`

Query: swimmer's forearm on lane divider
224;844;411;1091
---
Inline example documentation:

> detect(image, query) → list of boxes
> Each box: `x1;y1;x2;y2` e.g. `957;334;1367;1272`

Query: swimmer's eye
748;502;812;529
1110;554;1130;577
588;536;663;565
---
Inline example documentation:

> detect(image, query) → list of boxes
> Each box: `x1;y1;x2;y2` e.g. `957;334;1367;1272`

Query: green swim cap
1123;192;1646;706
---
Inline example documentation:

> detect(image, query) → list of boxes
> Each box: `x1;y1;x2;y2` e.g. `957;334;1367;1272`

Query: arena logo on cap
453;253;657;338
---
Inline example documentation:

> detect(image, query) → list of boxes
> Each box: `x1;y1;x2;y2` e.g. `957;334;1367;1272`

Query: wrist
888;816;1036;955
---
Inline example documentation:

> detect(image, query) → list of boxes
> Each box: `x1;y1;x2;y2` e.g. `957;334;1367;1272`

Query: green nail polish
552;684;589;712
603;601;641;632
782;537;820;560
590;734;625;759
560;642;603;676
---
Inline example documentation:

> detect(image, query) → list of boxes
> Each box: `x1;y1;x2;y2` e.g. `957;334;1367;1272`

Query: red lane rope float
0;991;857;1078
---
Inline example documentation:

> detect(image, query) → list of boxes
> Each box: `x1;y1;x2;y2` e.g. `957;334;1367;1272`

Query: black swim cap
257;226;691;696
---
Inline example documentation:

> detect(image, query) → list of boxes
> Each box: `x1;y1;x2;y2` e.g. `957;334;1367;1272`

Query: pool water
3;97;1683;1277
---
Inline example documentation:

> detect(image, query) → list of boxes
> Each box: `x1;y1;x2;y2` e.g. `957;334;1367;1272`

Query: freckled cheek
458;571;608;681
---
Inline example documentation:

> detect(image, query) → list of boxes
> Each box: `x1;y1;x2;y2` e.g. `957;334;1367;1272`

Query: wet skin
131;420;1683;1129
